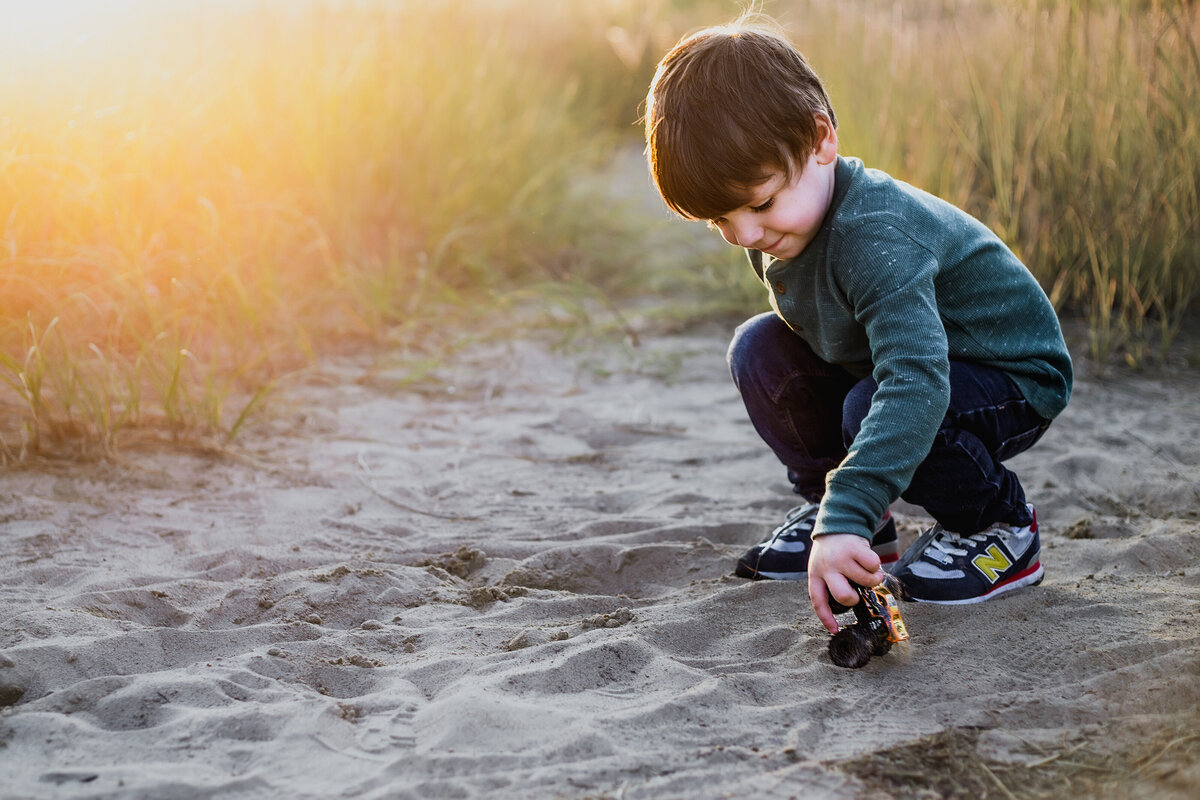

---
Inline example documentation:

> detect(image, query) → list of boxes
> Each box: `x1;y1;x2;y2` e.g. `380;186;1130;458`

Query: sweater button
773;281;786;295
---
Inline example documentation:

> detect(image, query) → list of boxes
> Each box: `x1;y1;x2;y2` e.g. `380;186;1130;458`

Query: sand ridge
1;325;1199;798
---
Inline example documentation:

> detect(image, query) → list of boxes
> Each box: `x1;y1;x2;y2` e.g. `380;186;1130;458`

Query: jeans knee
727;312;784;382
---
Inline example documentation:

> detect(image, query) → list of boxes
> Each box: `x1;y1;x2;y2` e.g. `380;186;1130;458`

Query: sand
1;314;1198;799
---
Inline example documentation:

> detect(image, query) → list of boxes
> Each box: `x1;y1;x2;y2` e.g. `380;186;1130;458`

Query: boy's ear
814;112;838;165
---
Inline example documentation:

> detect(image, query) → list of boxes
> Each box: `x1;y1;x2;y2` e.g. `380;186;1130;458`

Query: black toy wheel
828;627;872;669
869;632;893;658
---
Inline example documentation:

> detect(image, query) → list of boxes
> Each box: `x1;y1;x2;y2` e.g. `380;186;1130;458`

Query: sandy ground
1;313;1199;799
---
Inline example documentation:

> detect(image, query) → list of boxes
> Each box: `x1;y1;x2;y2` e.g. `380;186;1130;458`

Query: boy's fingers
850;565;886;588
822;573;860;615
848;551;885;587
808;576;839;634
857;548;883;574
811;573;859;633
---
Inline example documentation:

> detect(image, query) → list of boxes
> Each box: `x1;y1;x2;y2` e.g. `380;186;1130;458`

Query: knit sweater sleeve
813;221;951;540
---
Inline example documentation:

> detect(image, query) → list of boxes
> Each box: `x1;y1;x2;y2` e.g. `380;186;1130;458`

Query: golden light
0;0;130;54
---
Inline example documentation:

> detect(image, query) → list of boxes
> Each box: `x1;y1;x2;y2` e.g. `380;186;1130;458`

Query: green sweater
748;157;1072;541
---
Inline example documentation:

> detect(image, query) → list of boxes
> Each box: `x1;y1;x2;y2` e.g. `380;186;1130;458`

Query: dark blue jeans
727;313;1049;534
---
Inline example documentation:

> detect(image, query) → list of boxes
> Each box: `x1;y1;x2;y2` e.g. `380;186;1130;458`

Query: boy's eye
751;198;775;213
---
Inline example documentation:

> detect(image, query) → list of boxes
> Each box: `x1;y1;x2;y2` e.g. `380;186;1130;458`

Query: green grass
1;0;1196;460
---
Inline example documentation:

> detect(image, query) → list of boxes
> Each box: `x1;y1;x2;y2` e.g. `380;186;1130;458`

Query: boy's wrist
815;487;887;541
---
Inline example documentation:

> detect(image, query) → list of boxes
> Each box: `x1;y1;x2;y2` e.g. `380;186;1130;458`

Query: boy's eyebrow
749;171;784;194
751;181;779;202
715;173;782;216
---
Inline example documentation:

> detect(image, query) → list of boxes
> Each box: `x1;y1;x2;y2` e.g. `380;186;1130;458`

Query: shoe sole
736;548;900;581
906;561;1044;605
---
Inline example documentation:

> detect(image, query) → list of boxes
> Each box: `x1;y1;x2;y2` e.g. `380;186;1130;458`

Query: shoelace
899;519;1026;570
924;530;997;564
770;504;818;544
748;504;818;573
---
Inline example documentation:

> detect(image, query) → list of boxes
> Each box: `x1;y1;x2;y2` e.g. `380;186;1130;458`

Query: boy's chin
763;239;802;259
772;232;821;259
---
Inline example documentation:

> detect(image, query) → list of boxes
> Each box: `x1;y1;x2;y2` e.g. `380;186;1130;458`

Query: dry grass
782;0;1200;367
839;721;1200;799
0;0;649;459
2;0;1196;460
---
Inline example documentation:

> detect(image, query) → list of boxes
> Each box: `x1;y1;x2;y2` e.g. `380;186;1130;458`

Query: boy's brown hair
644;20;837;221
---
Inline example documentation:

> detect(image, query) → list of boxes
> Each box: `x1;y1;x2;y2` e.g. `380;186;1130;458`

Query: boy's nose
722;217;762;248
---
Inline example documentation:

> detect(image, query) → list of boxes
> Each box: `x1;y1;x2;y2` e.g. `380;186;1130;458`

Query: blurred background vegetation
1;0;1197;459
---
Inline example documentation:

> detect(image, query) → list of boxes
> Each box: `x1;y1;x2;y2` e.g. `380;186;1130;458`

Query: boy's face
709;116;838;260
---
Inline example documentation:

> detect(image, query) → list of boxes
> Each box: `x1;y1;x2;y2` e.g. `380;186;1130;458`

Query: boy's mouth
761;235;785;254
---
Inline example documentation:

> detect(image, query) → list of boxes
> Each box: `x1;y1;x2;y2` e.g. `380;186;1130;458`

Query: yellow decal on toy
972;544;1012;583
877;586;909;642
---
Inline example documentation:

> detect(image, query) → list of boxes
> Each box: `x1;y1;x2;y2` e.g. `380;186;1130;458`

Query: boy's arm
813;221;951;543
806;222;950;626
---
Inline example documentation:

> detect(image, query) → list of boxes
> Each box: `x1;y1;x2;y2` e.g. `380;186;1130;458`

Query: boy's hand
808;533;885;634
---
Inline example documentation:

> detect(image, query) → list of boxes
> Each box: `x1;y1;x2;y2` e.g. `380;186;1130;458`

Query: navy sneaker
734;503;900;581
892;506;1043;604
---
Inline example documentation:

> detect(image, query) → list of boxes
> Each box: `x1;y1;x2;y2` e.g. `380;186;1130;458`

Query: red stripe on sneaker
984;560;1041;596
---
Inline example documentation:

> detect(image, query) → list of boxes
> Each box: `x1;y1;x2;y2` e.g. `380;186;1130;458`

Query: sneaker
891;506;1043;604
734;503;900;581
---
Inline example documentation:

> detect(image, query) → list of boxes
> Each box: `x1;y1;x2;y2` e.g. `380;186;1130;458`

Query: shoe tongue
789;502;818;517
897;523;964;569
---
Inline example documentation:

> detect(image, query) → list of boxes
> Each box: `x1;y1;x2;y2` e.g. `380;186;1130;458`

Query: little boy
643;20;1072;634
